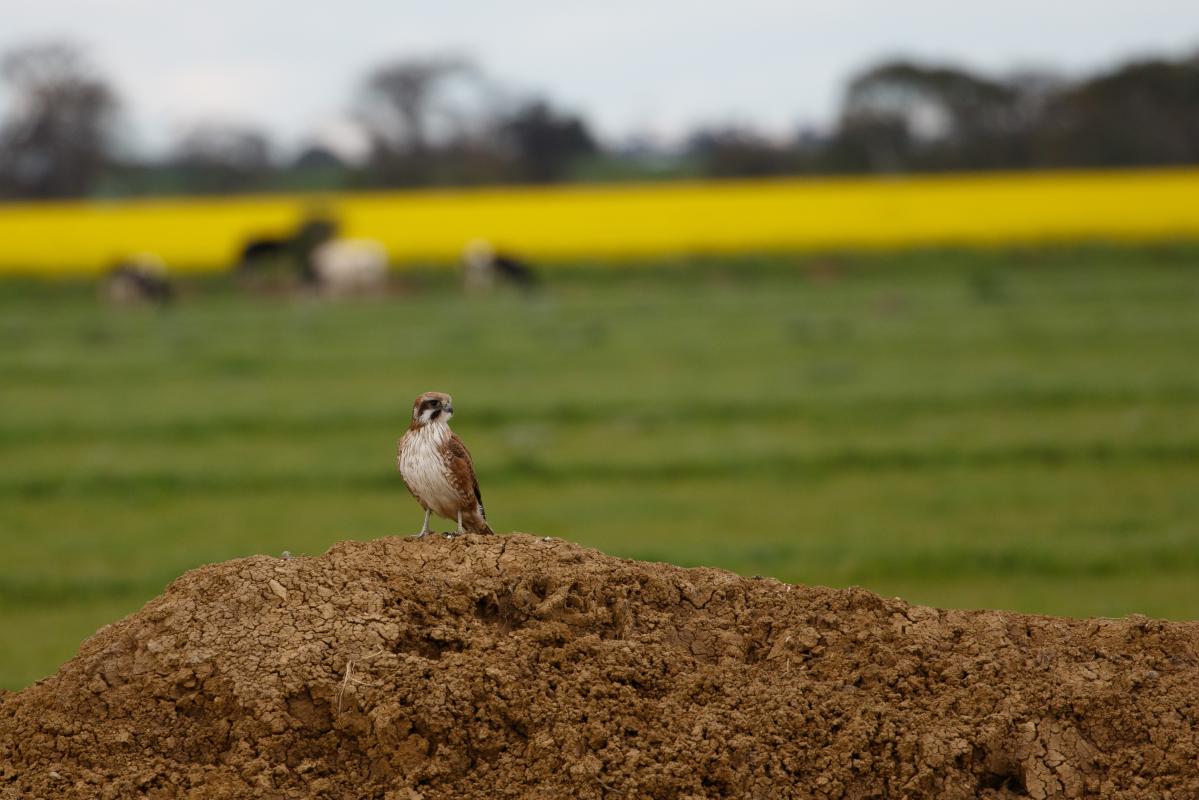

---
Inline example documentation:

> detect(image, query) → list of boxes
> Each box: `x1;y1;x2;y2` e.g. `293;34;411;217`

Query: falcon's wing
445;433;486;517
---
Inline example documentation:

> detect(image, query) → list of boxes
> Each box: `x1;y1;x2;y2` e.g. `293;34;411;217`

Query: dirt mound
2;534;1198;799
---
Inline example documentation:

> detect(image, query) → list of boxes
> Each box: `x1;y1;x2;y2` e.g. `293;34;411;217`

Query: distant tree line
1;40;1197;200
692;55;1199;176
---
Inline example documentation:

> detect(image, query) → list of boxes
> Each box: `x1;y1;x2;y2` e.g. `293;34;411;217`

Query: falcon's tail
463;508;494;536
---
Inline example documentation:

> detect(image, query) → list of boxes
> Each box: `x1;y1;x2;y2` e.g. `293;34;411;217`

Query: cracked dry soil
2;533;1198;799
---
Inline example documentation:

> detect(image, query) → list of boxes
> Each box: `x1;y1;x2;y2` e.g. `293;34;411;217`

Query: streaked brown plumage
397;392;493;536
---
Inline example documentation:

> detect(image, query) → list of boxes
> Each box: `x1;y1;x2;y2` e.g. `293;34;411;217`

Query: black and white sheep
103;254;175;306
461;239;539;294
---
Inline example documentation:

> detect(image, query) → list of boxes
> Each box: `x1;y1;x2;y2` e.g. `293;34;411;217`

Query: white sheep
309;239;389;296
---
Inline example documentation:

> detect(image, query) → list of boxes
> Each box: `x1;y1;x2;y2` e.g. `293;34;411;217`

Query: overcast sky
2;0;1197;156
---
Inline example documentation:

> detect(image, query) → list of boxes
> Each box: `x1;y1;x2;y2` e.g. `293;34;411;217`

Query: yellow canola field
1;168;1198;275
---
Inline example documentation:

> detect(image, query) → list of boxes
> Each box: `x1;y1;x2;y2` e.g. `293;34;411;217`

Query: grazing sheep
235;217;387;295
310;238;389;296
103;254;174;306
236;217;338;285
462;239;539;294
237;237;290;266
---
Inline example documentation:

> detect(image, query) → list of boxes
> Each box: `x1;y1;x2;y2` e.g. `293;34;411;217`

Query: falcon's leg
456;509;464;535
416;509;433;538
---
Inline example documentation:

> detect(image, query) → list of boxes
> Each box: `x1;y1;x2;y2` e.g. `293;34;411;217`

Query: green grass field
2;247;1198;689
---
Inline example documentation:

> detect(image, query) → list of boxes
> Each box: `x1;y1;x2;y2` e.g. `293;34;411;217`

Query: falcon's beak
444;404;454;415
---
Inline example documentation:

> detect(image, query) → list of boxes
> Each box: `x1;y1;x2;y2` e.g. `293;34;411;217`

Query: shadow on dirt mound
2;533;1198;799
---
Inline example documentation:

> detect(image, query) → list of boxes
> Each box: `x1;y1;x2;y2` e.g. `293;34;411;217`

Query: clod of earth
1;534;1198;799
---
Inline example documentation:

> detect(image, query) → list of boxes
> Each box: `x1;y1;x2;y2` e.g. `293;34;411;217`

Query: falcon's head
412;391;454;426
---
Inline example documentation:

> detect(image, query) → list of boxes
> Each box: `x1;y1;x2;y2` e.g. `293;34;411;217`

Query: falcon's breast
398;422;463;518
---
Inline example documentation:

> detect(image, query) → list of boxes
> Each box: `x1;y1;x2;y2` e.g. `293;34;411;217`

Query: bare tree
170;122;274;194
0;41;118;198
497;99;597;182
355;54;504;186
1033;55;1199;167
832;60;1025;172
687;125;794;178
360;55;476;155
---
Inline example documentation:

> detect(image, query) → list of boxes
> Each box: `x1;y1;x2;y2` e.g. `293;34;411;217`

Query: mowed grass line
1;247;1197;688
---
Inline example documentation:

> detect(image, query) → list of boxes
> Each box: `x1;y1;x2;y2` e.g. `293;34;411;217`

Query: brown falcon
397;391;494;536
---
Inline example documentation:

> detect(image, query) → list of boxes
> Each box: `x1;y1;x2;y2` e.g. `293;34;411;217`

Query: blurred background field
3;1;1199;691
2;246;1198;688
